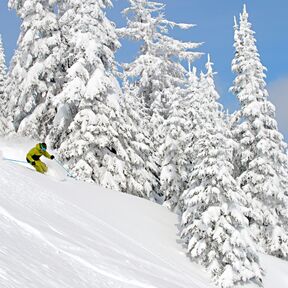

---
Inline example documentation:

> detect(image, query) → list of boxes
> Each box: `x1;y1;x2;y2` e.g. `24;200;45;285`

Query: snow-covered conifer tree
118;0;202;114
6;0;62;139
121;78;159;200
231;5;288;258
159;85;189;211
181;56;263;287
182;65;201;165
48;0;119;149
51;0;130;191
161;66;201;212
0;35;12;135
0;35;6;107
118;0;202;202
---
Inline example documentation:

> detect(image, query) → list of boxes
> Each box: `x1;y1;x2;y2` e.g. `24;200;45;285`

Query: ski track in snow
0;205;155;288
0;194;187;288
61;201;206;288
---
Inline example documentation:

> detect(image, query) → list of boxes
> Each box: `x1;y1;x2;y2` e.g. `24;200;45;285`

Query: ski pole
55;159;75;179
3;158;28;164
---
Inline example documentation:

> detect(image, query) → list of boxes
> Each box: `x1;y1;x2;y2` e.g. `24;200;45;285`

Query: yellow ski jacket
26;144;52;163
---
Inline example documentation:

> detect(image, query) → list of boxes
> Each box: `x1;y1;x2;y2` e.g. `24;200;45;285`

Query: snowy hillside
0;138;288;288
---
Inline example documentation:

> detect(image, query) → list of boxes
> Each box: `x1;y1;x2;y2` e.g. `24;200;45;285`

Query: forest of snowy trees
0;1;288;287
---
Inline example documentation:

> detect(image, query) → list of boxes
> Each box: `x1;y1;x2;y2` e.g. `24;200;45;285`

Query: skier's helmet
40;143;47;151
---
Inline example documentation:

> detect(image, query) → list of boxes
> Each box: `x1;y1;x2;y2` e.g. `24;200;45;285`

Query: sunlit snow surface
0;137;288;288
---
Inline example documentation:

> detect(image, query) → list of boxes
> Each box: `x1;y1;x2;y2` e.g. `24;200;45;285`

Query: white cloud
267;77;288;141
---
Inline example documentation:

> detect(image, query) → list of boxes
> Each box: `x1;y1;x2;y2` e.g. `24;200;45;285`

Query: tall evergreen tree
231;5;288;258
51;0;129;190
6;0;62;140
48;0;119;149
159;84;189;211
182;65;202;174
0;35;6;107
160;65;214;212
121;78;159;200
181;56;263;288
0;35;12;135
118;0;202;202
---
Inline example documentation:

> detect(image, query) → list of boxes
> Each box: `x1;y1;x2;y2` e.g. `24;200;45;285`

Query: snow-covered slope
0;138;288;288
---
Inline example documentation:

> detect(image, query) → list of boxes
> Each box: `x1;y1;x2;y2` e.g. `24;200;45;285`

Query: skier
26;143;55;173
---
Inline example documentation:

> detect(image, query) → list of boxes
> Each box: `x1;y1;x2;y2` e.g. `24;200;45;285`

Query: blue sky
0;0;287;139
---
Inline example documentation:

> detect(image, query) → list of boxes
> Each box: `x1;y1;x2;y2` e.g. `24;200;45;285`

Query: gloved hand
50;155;55;160
32;161;36;166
